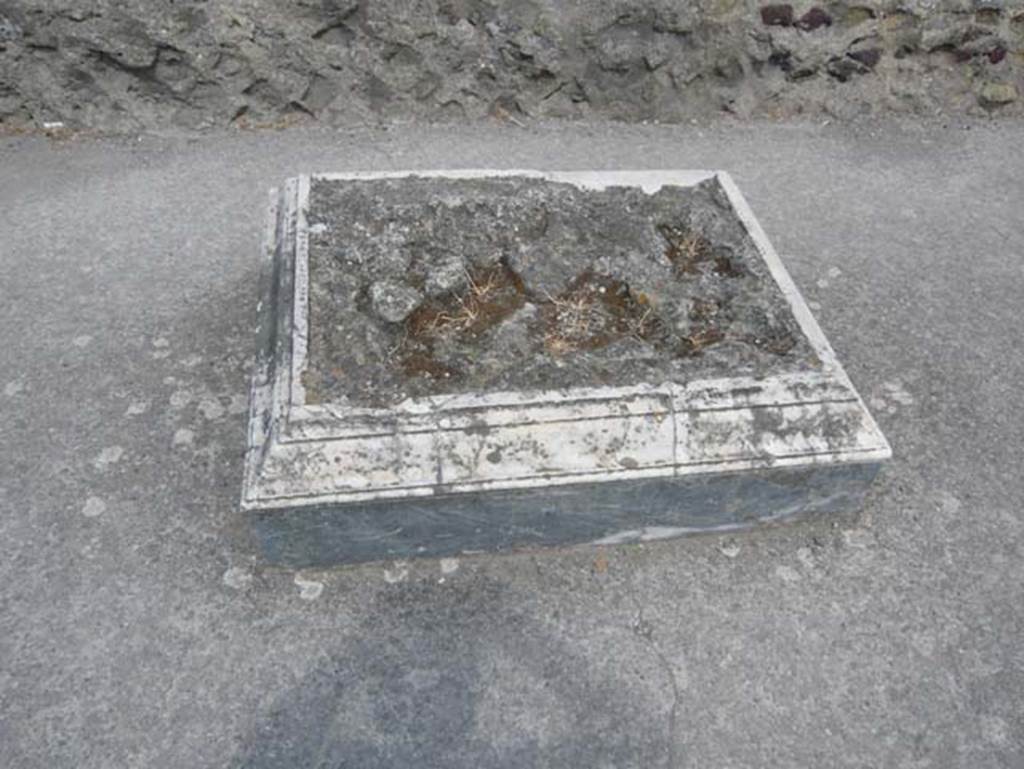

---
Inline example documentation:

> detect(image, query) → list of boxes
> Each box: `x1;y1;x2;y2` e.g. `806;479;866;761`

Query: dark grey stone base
251;462;880;568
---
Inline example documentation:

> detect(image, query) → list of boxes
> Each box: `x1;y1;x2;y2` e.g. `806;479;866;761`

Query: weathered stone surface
305;175;816;407
241;170;891;566
1;0;1022;132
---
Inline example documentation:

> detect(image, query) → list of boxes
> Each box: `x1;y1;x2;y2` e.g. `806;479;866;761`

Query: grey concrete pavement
1;118;1023;767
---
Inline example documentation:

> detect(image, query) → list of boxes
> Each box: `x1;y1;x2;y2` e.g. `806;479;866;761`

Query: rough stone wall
1;0;1021;131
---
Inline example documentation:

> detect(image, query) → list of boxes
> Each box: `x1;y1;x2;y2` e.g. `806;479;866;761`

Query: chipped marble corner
240;170;891;567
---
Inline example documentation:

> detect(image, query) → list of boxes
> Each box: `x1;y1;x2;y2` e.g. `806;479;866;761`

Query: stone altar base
241;170;890;567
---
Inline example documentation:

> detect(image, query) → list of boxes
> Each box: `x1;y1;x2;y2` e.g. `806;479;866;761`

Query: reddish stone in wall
796;8;832;31
761;4;794;27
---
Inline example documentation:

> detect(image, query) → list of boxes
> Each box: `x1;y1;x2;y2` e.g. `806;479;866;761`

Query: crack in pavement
626;584;682;769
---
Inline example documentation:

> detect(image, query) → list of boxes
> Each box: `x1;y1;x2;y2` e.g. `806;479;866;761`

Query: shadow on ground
233;577;673;768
